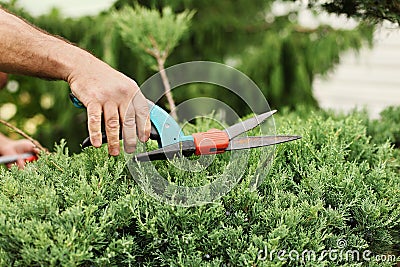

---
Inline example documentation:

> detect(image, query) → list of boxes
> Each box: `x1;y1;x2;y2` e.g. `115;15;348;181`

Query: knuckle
88;114;102;124
106;117;120;130
136;106;149;117
123;118;136;128
119;87;130;96
119;85;135;97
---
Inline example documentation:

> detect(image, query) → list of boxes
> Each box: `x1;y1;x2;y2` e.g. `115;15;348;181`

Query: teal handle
148;103;194;147
69;93;193;148
69;93;85;108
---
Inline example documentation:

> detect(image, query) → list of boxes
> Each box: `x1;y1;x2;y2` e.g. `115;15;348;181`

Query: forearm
0;8;92;81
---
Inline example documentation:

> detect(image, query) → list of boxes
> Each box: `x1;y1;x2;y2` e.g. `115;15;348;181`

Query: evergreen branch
0;119;48;153
142;41;159;58
147;36;161;57
143;47;158;58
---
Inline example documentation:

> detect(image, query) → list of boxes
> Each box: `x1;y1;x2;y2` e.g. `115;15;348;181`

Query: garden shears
0;153;37;165
70;94;301;162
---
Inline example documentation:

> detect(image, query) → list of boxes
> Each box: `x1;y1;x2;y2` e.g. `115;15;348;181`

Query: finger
133;91;151;143
33;147;41;155
121;99;137;154
16;158;25;169
15;142;31;168
14;140;36;154
87;102;103;148
103;101;121;156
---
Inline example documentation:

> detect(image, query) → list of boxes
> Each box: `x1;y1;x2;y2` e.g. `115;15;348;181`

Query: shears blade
224;110;277;139
134;136;301;162
226;135;301;151
134;141;196;162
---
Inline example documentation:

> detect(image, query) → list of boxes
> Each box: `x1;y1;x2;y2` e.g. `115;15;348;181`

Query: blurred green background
0;0;377;152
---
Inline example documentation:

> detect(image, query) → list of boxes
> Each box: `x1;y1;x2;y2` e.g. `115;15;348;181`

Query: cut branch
0;119;48;153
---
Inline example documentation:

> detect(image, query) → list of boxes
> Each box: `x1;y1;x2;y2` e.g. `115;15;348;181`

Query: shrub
0;108;399;266
367;106;400;148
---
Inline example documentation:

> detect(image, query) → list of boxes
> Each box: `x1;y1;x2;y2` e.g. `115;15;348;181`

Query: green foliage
113;6;194;69
0;108;399;266
301;0;400;25
240;21;373;107
367;106;400;148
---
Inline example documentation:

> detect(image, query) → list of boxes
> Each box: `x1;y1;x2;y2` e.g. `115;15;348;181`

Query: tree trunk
157;58;177;120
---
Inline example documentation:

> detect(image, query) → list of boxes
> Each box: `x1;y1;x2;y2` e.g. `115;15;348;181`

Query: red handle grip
192;129;230;155
24;154;38;162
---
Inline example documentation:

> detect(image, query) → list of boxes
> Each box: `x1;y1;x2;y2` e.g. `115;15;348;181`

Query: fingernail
111;147;120;156
140;135;148;143
93;139;101;147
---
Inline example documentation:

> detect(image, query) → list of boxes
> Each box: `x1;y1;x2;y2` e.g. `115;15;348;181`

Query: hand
0;138;39;169
68;57;151;155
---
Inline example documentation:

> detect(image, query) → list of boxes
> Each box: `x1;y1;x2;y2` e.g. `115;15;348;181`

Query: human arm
0;8;151;155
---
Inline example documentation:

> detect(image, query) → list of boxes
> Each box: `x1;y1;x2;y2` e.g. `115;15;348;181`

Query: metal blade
224;110;277;140
0;153;34;165
134;141;196;162
226;135;301;151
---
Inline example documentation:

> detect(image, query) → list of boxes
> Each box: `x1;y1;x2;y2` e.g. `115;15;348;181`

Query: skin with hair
0;8;151;157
